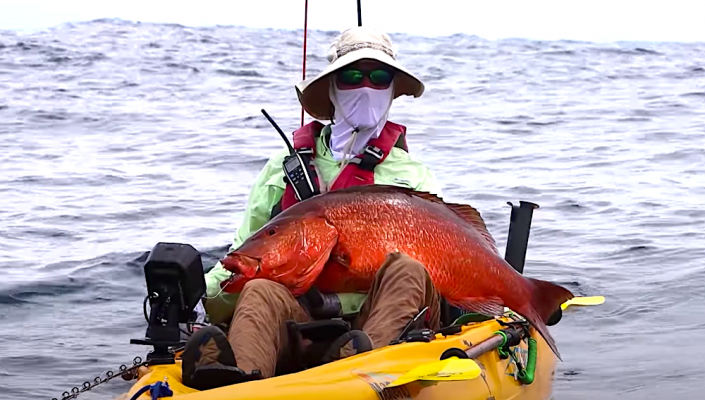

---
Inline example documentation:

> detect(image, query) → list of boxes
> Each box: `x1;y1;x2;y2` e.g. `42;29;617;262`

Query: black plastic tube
504;201;539;274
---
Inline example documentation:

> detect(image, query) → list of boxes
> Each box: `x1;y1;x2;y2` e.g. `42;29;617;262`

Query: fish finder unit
261;109;320;201
131;242;206;365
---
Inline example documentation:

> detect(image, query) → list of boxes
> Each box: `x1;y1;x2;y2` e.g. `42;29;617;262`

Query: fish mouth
220;272;247;294
222;252;261;278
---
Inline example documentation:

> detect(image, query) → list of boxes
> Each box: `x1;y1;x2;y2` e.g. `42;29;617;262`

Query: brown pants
226;252;441;378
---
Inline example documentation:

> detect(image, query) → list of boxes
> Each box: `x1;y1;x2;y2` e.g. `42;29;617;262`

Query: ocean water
0;19;703;400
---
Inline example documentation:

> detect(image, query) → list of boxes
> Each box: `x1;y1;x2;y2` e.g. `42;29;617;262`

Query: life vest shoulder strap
275;121;409;216
381;121;408;152
352;121;408;172
292;121;325;155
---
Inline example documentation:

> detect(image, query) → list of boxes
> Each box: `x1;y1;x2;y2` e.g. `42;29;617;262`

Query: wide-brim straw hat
295;26;425;121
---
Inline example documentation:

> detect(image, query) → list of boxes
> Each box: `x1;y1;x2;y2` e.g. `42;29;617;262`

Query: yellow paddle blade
561;296;605;310
387;357;481;388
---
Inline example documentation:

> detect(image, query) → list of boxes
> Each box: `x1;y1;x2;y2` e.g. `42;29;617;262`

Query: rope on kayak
128;380;173;400
128;385;152;400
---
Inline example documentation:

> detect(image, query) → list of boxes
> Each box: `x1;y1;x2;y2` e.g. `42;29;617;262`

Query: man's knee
242;278;284;292
239;279;290;305
380;252;429;280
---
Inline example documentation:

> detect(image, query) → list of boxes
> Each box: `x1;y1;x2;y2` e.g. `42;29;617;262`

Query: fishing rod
300;0;309;127
300;0;362;127
357;0;362;26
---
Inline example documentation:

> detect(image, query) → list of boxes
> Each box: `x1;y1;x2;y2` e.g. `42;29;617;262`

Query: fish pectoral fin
453;297;506;317
329;253;351;269
291;237;338;296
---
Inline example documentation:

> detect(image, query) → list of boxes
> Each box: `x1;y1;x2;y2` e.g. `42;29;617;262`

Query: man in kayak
182;26;444;388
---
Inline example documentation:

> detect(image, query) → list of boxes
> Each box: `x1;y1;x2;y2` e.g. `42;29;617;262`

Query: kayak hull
126;316;556;400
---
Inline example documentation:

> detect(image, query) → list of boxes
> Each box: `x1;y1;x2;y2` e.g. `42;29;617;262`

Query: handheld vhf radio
261;109;320;201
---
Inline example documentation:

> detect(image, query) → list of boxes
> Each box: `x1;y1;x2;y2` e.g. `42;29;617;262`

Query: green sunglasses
337;68;395;86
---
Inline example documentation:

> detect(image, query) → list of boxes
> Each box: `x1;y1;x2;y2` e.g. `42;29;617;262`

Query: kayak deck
126;316;556;400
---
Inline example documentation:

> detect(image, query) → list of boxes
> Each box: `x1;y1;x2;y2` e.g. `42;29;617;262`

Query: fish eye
267;228;276;236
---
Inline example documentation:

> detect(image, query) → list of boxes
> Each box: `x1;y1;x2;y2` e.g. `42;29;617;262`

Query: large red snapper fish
220;185;574;359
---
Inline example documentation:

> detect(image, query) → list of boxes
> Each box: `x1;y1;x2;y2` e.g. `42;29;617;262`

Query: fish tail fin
521;307;563;361
527;277;574;323
519;278;575;361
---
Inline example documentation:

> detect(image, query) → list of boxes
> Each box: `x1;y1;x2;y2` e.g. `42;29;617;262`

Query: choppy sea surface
0;19;703;400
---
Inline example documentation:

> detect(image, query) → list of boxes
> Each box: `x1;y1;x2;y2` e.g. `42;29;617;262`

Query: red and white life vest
272;121;408;217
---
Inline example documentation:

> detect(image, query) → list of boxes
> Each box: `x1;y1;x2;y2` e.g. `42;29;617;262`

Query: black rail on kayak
504;201;539;274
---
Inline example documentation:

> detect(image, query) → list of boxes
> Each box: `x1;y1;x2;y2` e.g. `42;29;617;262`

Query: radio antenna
261;109;294;155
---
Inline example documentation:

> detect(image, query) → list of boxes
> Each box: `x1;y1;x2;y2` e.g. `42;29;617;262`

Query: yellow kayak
124;314;556;400
117;200;593;400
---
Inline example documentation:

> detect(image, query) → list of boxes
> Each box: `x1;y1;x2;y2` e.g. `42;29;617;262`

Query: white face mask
328;80;394;161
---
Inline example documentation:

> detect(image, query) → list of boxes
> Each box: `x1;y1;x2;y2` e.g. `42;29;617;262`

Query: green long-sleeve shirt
204;124;443;324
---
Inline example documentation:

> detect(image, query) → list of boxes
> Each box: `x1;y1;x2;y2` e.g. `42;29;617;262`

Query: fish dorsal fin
406;191;498;253
446;203;497;253
331;185;497;253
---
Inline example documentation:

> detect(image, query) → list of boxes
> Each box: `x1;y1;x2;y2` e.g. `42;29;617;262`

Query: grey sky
0;0;703;42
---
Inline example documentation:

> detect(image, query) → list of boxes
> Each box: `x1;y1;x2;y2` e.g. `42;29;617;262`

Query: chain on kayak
52;356;148;400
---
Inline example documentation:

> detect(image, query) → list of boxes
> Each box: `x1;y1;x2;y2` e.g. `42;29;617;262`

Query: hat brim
295;48;424;120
